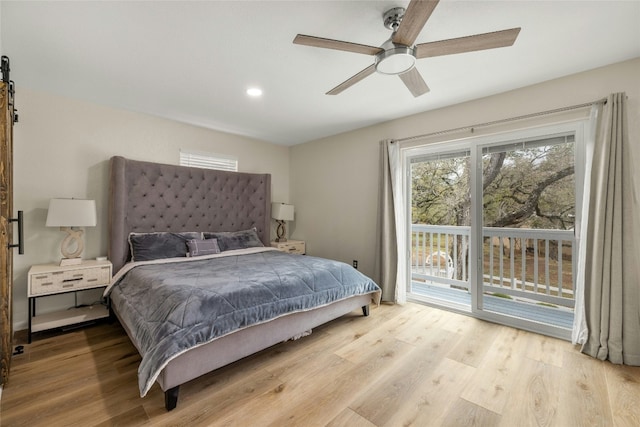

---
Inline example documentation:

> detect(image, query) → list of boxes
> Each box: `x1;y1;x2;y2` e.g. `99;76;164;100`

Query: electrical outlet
352;260;358;269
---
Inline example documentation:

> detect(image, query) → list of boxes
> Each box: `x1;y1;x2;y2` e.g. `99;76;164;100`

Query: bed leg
165;386;180;411
362;305;370;317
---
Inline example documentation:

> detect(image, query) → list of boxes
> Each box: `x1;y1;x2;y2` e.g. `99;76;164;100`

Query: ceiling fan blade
392;0;440;47
399;67;430;97
414;27;521;59
326;64;376;95
294;34;383;56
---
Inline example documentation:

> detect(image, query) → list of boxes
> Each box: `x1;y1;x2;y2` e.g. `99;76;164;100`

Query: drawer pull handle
35;275;49;279
52;272;64;275
41;282;54;286
87;278;98;282
63;278;82;283
62;284;75;288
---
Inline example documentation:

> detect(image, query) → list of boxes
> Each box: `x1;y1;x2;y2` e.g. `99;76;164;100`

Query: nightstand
27;259;112;343
271;240;306;255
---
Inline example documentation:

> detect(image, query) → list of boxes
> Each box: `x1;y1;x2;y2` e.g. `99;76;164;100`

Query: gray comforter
108;248;381;396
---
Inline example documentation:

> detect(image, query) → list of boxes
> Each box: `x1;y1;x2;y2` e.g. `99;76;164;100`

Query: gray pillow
129;232;201;261
203;227;264;251
186;238;221;257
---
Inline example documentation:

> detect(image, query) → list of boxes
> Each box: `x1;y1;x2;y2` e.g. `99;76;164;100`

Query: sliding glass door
477;133;577;332
409;145;472;310
406;122;585;337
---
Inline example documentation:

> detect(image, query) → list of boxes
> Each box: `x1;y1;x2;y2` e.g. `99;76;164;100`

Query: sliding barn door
0;80;15;386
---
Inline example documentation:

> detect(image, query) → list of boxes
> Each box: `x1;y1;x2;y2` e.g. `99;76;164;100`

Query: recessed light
246;87;263;97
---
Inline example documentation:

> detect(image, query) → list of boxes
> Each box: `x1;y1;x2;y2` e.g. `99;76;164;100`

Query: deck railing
411;224;575;308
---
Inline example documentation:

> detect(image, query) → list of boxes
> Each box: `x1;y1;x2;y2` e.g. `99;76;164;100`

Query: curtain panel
581;92;640;365
375;139;408;303
572;105;599;344
375;140;398;302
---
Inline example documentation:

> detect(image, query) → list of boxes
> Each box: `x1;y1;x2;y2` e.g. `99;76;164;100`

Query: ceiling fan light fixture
293;0;521;96
375;47;416;75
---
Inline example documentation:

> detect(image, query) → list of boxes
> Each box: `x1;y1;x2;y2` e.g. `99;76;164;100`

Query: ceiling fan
293;0;521;97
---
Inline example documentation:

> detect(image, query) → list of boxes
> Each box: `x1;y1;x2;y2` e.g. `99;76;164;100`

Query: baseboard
13;329;28;345
13;320;28;333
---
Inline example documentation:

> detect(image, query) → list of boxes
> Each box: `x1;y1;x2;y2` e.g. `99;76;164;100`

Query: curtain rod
392;97;608;144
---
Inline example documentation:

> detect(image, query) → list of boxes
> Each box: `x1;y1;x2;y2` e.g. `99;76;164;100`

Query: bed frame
108;156;372;410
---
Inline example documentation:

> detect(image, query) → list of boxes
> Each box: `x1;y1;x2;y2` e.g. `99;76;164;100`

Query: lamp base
59;257;83;266
275;220;288;243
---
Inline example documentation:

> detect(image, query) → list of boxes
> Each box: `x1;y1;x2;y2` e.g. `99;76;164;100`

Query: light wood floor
1;302;639;426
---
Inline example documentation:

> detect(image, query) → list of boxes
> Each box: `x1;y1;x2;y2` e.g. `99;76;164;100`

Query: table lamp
46;198;97;266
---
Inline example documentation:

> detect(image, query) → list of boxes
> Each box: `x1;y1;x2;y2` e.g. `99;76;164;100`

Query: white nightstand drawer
28;261;112;296
271;240;305;255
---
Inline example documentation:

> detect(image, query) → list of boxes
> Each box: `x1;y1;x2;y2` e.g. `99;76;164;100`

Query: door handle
8;210;24;254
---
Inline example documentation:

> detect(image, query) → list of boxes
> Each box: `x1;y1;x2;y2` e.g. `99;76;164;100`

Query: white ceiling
2;1;639;145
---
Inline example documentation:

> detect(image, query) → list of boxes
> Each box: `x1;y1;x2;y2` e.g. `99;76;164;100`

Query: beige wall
12;88;290;329
11;58;639;330
290;58;640;282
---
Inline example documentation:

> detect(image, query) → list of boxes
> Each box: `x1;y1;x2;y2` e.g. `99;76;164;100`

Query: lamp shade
271;203;294;221
46;199;97;227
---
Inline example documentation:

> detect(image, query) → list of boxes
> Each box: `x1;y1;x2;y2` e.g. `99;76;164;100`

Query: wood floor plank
392;304;447;346
379;357;476;427
446;317;500;368
459;326;531;414
326;408;377;427
556;350;614;426
603;362;640;427
523;331;566;368
334;303;433;364
143;367;284;426
439;397;502;427
498;357;561;427
440;308;479;335
213;354;355;426
2;303;638;426
93;405;149;427
263;338;417;426
348;327;462;426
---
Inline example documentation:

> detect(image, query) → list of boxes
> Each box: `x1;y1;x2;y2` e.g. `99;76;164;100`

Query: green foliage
490;293;513;300
411;142;575;230
411;157;470;225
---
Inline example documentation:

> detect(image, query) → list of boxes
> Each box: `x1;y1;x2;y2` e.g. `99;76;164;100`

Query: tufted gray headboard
108;156;271;274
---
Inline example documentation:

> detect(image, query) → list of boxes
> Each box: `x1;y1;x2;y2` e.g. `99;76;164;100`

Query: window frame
403;119;588;339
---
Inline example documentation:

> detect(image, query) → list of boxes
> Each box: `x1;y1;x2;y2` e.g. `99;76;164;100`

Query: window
179;149;238;172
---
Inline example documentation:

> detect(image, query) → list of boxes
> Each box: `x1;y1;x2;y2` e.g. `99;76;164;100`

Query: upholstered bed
106;156;381;411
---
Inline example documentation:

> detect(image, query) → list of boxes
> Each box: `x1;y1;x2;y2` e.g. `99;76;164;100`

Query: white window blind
180;149;238;172
410;149;471;164
482;133;575;154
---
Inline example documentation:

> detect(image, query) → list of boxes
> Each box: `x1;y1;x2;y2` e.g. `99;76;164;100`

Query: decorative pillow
128;232;201;262
186;238;221;257
203;227;264;251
